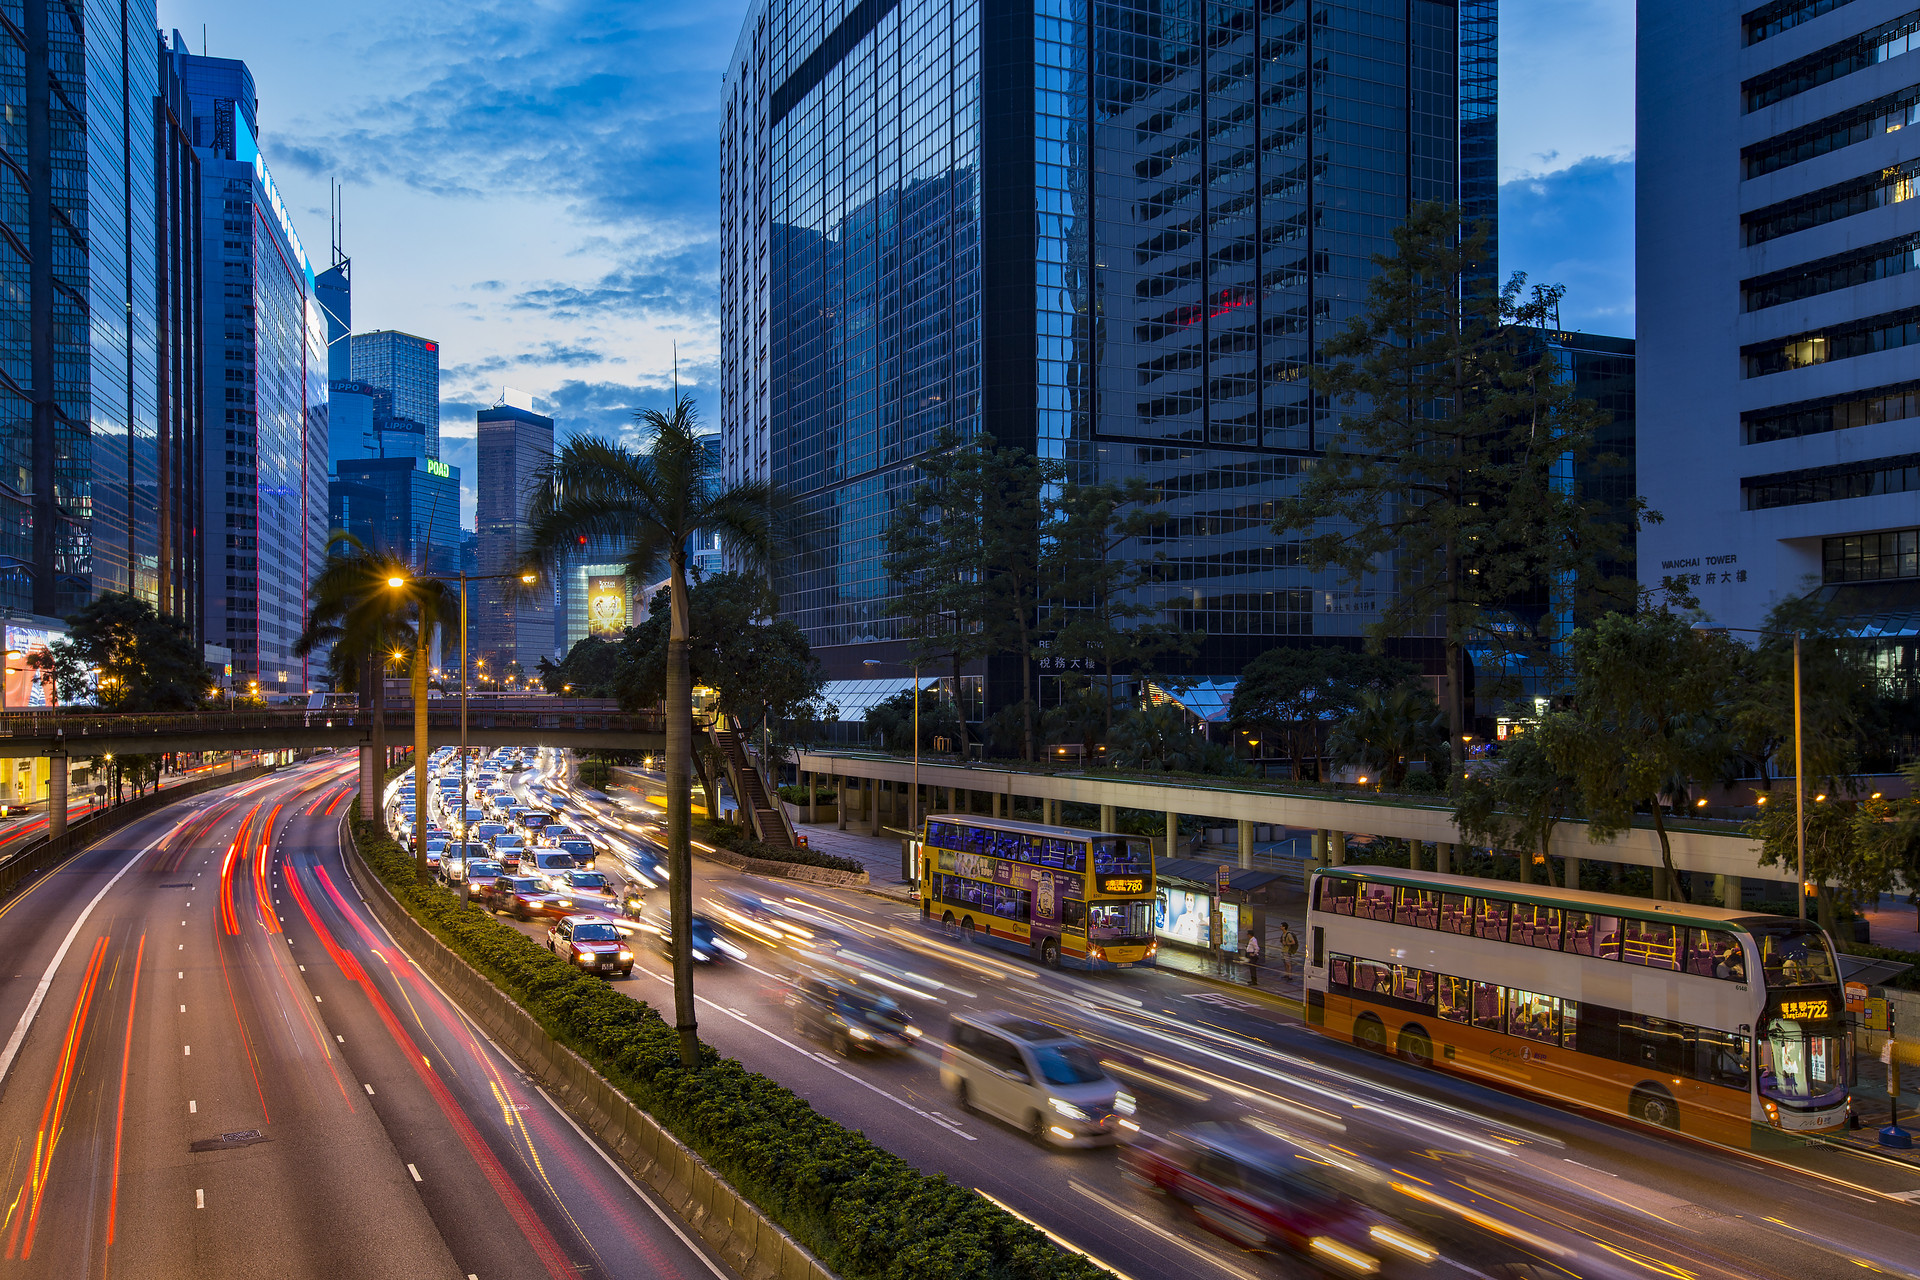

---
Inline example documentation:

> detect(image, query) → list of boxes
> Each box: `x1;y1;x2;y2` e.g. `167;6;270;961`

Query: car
1121;1121;1442;1275
529;850;577;883
546;869;614;912
556;838;596;868
548;916;633;976
479;874;564;920
438;841;486;880
491;833;527;868
617;845;666;887
650;912;741;964
449;857;504;889
940;1013;1131;1147
788;972;921;1057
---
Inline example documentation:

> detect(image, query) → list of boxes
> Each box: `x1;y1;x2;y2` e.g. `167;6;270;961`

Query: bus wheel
1396;1025;1434;1067
1631;1086;1680;1130
942;911;958;938
1353;1013;1388;1054
1041;937;1060;968
960;917;977;944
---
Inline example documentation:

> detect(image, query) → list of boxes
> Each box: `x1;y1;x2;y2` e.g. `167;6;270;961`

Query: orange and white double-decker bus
1306;866;1851;1146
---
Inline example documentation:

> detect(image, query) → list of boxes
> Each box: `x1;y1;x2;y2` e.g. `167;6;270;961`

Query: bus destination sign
1777;997;1831;1022
1097;875;1147;895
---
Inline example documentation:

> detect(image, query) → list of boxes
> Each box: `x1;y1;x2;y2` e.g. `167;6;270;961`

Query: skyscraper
721;0;1498;701
0;0;166;622
352;330;442;460
333;455;461;575
474;400;555;675
1640;2;1920;654
179;44;329;697
156;34;205;635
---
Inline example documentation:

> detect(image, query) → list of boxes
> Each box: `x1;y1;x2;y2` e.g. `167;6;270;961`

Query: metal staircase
711;720;797;848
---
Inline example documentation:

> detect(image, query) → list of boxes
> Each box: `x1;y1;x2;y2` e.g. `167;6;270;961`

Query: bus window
1395;889;1439;929
1354;960;1393;996
1439;893;1473;935
1624;1014;1689;1074
994;885;1032;921
1512;904;1563;950
1684;928;1735;977
1358;883;1395;922
1623;919;1681;970
1471;982;1505;1030
1042;838;1075;869
1559;998;1580;1047
1750;920;1838;986
1438;975;1471;1023
1695;1027;1751;1089
1474;898;1509;942
1063;899;1087;930
1393;965;1436;1008
1508;990;1558;1043
1318;879;1356;915
1330;955;1352;988
1564;911;1619;958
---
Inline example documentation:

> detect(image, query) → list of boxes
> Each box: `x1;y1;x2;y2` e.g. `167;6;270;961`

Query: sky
154;0;1637;527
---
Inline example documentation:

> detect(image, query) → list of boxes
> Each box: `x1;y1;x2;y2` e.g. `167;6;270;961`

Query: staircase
711;721;798;848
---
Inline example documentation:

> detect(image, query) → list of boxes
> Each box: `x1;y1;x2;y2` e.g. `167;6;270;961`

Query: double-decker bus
1305;866;1850;1147
918;815;1158;970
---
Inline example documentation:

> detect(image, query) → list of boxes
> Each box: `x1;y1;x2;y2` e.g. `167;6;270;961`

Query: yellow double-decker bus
919;814;1157;969
1306;866;1851;1147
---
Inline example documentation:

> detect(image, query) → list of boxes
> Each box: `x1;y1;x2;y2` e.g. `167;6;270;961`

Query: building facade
351;330;441;460
474;402;555;675
721;0;1498;700
179;48;329;698
1640;0;1920;637
333;455;461;576
156;33;204;634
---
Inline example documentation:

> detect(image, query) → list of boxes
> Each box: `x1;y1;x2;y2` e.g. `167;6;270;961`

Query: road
0;756;261;858
492;749;1920;1280
0;752;734;1280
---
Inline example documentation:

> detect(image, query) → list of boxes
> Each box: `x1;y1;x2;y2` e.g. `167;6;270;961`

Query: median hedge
349;804;1102;1280
703;818;866;874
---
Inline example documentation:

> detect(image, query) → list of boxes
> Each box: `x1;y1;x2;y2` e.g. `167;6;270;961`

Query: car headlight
849;1027;874;1041
691;949;709;961
1368;1226;1437;1263
576;953;593;964
1049;1098;1089;1121
1114;1091;1137;1116
1308;1237;1378;1274
903;1024;923;1038
617;950;633;961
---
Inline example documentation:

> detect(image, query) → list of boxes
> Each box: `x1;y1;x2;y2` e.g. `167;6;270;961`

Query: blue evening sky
156;0;1635;525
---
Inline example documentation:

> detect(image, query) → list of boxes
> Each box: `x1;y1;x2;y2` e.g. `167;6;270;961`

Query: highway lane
479;750;1920;1280
0;753;735;1280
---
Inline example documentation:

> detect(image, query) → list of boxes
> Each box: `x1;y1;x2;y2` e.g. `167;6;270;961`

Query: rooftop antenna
202;24;206;55
672;342;680;403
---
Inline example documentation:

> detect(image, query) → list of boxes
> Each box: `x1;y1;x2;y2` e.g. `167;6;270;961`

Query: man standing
1244;928;1262;986
1278;921;1300;979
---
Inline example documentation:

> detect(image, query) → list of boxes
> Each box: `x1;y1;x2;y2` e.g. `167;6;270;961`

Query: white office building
1640;0;1920;642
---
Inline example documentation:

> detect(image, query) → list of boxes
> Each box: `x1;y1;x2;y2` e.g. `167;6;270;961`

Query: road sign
1216;863;1230;890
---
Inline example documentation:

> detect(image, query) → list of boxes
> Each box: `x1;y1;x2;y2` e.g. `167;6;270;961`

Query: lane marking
364;1083;375;1096
189;1101;196;1114
184;1045;190;1056
408;1163;423;1182
195;1189;204;1209
105;933;147;1249
179;1005;185;1013
337;1035;345;1043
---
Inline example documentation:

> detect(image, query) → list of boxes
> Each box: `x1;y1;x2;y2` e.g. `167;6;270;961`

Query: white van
939;1012;1133;1146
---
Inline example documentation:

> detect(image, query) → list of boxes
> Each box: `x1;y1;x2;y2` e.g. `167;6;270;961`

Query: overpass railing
0;705;667;745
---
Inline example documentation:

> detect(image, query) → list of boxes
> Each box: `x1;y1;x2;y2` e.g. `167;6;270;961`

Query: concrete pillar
1565;855;1582;891
360;745;376;816
1518;850;1534;884
993;791;1004;819
1717;873;1742;909
1237;818;1253;870
1330;831;1346;866
1101;804;1116;833
48;757;66;840
1166;810;1180;860
1436;842;1452;875
805;771;817;824
1310;829;1327;870
869;779;882;836
837;775;849;831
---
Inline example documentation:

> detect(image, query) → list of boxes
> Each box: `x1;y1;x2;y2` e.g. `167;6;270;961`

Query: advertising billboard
587;576;628;636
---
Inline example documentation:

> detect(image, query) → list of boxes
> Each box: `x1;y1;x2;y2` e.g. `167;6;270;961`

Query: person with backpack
1278;922;1300;977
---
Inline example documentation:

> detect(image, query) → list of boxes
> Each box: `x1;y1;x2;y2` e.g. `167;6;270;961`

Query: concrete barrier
341;818;839;1280
696;842;869;888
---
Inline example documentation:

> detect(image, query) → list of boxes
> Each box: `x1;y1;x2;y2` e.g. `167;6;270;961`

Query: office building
475;400;556;675
334;455;461;575
1640;1;1920;653
352;330;442;460
156;34;206;634
721;0;1499;704
179;45;330;698
328;477;385;557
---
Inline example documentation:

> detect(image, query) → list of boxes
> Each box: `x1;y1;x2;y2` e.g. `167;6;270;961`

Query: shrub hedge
703;819;866;874
349;804;1098;1279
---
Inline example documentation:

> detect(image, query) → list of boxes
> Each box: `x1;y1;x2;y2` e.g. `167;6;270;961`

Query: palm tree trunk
951;650;968;756
412;624;431;883
665;552;700;1069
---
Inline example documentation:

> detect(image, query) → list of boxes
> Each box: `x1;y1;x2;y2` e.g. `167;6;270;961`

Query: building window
1743;10;1920;113
1743;233;1920;310
1743;380;1920;442
1742;305;1920;377
1743;160;1920;246
1743;454;1920;508
1823;528;1920;581
1746;0;1861;45
1743;86;1920;179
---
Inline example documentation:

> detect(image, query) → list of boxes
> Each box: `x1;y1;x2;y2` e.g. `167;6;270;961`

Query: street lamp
863;657;923;833
1696;624;1808;920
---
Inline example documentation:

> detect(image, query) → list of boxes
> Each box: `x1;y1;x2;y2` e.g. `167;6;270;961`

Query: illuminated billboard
587;576;628;636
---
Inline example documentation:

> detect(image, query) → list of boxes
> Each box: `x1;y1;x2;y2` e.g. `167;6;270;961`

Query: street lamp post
863;657;922;834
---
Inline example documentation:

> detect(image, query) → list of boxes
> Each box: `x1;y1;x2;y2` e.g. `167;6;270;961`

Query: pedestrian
1278;922;1300;978
1244;929;1262;986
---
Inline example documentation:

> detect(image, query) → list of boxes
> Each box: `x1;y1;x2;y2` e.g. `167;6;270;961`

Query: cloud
1499;155;1635;335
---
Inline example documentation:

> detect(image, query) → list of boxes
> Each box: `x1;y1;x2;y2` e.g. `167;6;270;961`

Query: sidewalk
1862;893;1920;952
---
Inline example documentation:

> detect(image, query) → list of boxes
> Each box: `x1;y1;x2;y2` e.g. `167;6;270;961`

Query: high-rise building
352;330;442;460
327;476;385;558
474;401;555;674
0;0;166;622
179;45;330;698
156;34;205;635
721;0;1498;702
333;456;461;575
1640;2;1920;650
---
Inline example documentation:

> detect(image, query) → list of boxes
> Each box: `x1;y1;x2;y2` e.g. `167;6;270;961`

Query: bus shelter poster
587;577;628;636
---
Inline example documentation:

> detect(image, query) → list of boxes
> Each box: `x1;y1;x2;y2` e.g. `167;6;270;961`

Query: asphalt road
488;749;1920;1280
0;752;735;1280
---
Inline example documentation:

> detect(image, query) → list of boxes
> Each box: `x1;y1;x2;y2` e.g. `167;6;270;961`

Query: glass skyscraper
722;0;1498;694
352;330;442;460
180;48;329;697
475;401;556;674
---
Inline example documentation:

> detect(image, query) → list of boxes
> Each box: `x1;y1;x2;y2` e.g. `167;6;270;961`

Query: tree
864;688;962;753
526;394;780;1070
1546;609;1745;901
1271;203;1635;770
1454;722;1579;885
1326;684;1446;790
43;591;207;710
1229;646;1420;779
1107;704;1244;775
538;636;628;697
1728;593;1880;795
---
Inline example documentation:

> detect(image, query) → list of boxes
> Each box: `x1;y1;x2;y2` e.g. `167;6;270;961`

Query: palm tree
1327;684;1446;790
525;394;779;1068
392;576;457;878
297;534;420;856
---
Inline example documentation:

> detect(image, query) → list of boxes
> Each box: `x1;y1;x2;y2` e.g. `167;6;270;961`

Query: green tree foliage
1326;684;1446;790
863;687;962;753
1229;646;1419;779
1041;678;1120;762
1727;593;1881;794
1454;723;1578;884
525;395;780;1069
1106;703;1245;775
1546;610;1745;901
1272;203;1637;767
538;636;630;698
43;591;207;710
296;533;423;793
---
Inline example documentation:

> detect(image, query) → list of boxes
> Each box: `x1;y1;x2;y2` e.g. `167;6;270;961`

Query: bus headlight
1308;1237;1379;1274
